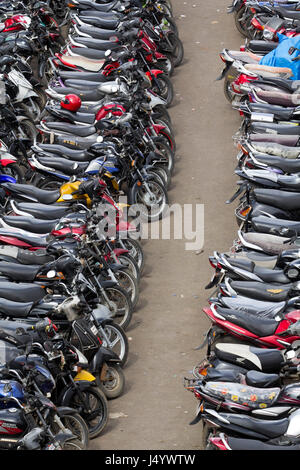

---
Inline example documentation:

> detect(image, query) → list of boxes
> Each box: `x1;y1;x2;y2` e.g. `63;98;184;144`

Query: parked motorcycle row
0;0;183;450
184;0;300;452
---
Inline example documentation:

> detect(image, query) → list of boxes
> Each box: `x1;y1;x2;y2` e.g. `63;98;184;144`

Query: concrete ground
90;0;243;450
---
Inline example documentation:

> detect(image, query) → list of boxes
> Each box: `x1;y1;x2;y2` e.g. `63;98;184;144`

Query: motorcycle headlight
263;29;273;40
287;268;299;279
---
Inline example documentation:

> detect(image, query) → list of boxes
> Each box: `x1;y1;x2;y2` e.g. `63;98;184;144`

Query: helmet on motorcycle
60;94;81;112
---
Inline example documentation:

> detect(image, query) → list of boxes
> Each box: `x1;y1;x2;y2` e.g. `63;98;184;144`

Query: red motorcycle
202;303;300;350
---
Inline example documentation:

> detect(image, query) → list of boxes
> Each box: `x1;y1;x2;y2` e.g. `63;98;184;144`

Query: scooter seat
215;306;280;337
249;142;300;159
219;295;286;317
45;121;97;137
223;413;289;439
203;379;280;408
252;215;300;239
254;188;300;211
228;280;293;302
254;154;300;173
246;370;281;388
240;231;298;255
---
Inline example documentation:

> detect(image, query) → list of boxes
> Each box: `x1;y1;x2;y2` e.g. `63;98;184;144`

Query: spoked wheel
167;32;184;67
51;411;89;449
131;179;169;223
109;269;140;310
234;6;252;38
153;137;175;174
223;67;240;103
151;74;174;107
115;253;141;282
101;286;133;331
3;164;25;183
69;386;108;439
98;322;129;368
116;239;145;274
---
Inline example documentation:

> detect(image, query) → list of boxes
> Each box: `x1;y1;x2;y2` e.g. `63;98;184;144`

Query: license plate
251;113;274;123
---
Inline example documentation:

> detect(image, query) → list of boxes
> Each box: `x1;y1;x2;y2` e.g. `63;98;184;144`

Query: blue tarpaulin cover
259;33;300;79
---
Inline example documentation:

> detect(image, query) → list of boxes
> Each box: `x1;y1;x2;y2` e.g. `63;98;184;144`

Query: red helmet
60;94;81;112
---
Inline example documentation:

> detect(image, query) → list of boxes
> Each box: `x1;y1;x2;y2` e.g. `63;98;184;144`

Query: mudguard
58;381;97;407
90;346;120;374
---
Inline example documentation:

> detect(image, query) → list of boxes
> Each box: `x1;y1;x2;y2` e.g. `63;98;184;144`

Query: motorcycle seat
254;154;300;173
71;36;119;50
224;414;288;439
74;0;120;11
79;9;119;18
36;156;89;176
13;201;72;220
0;298;34;318
225;251;278;270
255;77;300;94
252;88;300;107
0;246;54;265
45;121;97;137
202;379;280;408
3;183;60;205
228;280;293;302
249;142;300;159
0;282;45;303
215;305;281;336
0;228;49;248
59;70;105;81
275;5;300;19
251;216;300;239
249;133;300;146
68;46;109;60
0;262;40;282
245;63;293;78
45;106;96;125
227;436;300;451
74;24;121;40
1;216;59;235
214;342;284;373
250;121;300;136
64;79;102;89
248;103;295;121
247;40;278;54
58;54;105;72
225;49;261;63
246;370;281;388
219;295;287;317
77;14;119;29
240;231;298;255
48;85;104;101
32;144;90;160
254;188;300;211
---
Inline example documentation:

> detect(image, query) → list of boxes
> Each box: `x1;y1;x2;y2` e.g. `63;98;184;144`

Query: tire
167;33;184;67
116;238;145;274
101;285;133;331
130;179;169;223
223;67;240;103
98;364;125;400
98;322;129;368
3;163;25;183
158;57;175;76
51;411;89;449
68;386;108;439
234;6;252;38
153;136;175;174
157;128;176;153
16;119;41;146
153;164;172;189
151;74;174;108
110;268;140;310
116;253;141;282
38;178;62;189
201;422;218;450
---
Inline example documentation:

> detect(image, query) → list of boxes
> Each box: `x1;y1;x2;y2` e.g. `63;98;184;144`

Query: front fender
89;347;120;374
58;381;97;407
